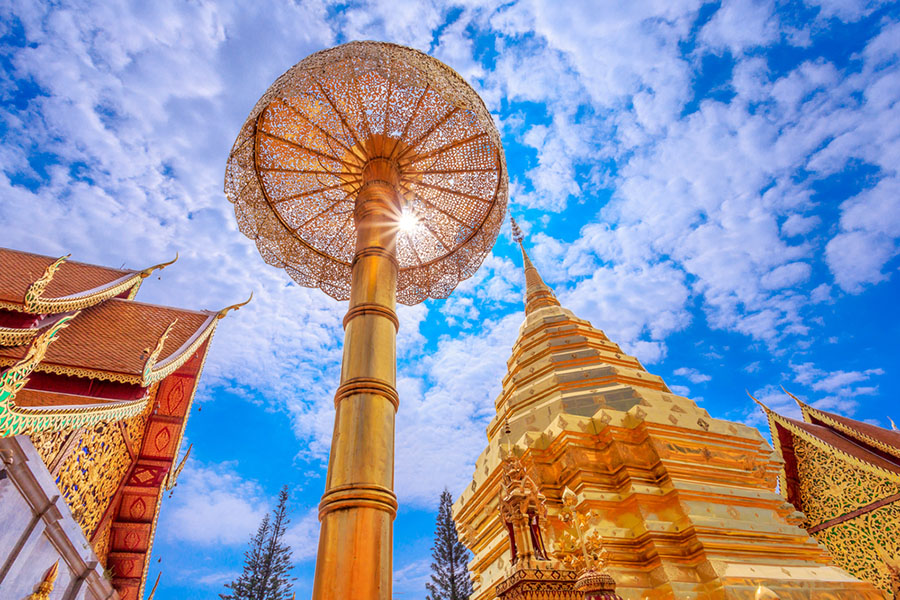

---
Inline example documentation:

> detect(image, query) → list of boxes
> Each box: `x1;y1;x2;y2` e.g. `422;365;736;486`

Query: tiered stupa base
454;298;884;600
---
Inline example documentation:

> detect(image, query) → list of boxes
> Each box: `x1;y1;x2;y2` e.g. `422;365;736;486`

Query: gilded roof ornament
1;313;150;436
752;392;900;484
217;292;253;319
146;572;161;600
26;560;59;600
139;253;178;278
21;251;165;313
165;443;192;490
890;417;898;432
142;320;177;384
1;313;77;405
24;254;70;312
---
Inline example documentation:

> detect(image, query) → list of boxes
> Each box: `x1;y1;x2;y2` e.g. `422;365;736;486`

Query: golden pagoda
758;395;900;596
0;247;246;600
452;222;884;599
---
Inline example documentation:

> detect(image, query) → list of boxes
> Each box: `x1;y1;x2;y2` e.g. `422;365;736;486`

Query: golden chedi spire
27;561;59;600
454;218;882;599
510;218;560;315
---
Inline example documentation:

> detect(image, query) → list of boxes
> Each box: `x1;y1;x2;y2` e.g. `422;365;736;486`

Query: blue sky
2;0;899;598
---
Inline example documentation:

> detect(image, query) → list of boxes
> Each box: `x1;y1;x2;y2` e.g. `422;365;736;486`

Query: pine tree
426;488;474;600
221;486;295;600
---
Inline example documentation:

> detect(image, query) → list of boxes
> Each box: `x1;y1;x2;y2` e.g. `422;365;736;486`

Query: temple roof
758;398;900;489
0;298;215;383
798;401;900;461
0;248;135;307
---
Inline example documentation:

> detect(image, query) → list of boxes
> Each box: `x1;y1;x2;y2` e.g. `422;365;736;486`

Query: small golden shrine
0;247;245;600
758;395;900;596
452;222;884;599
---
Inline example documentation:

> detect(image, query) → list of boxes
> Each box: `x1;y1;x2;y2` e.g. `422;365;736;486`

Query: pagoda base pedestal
496;566;579;600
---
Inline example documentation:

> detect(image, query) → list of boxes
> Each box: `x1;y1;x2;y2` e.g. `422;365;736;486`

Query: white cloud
827;177;900;291
792;362;885;394
669;384;692;396
699;0;780;55
283;508;321;563
674;367;712;384
164;459;267;546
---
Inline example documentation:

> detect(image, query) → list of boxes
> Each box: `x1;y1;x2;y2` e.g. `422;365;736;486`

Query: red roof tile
806;406;900;455
0;298;213;378
0;247;134;306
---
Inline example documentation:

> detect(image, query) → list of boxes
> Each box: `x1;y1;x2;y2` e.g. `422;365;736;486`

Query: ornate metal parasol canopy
225;41;507;305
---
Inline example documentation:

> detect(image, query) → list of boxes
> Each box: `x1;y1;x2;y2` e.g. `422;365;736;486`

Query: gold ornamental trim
142;294;249;386
18;254;178;315
138;327;214;600
333;377;399;410
0;358;142;384
342;303;399;330
318;483;399;519
1;314;151;437
791;390;900;462
0;325;38;346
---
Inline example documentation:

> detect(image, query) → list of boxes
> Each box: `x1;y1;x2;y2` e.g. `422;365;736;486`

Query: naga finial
889;416;898;432
142;320;177;384
140;253;179;278
146;572;161;600
1;314;78;406
781;386;804;407
217;292;253;319
26;560;59;600
165;443;192;490
24;254;70;312
746;390;767;410
510;217;524;243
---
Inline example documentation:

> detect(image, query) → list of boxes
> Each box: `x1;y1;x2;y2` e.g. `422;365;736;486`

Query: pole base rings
319;483;398;520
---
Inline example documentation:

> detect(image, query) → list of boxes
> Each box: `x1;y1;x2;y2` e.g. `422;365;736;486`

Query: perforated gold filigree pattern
55;421;132;537
225;41;507;305
815;502;900;594
794;437;900;526
92;518;112;565
122;392;153;450
30;427;72;466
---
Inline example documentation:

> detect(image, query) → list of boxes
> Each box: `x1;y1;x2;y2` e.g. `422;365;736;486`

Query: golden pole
312;157;402;600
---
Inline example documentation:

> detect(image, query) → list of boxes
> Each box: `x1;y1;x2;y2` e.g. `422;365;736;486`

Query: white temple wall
0;435;118;600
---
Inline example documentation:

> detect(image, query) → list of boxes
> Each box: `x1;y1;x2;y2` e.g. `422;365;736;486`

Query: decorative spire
27;560;59;600
509;217;560;315
217;292;253;319
557;488;622;600
24;254;70;312
142;320;177;384
165;443;192;490
139;253;179;278
146;572;161;600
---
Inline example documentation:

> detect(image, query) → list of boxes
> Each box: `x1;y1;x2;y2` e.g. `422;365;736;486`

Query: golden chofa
224;41;507;600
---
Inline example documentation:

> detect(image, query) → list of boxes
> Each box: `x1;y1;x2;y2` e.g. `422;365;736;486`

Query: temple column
312;158;400;600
